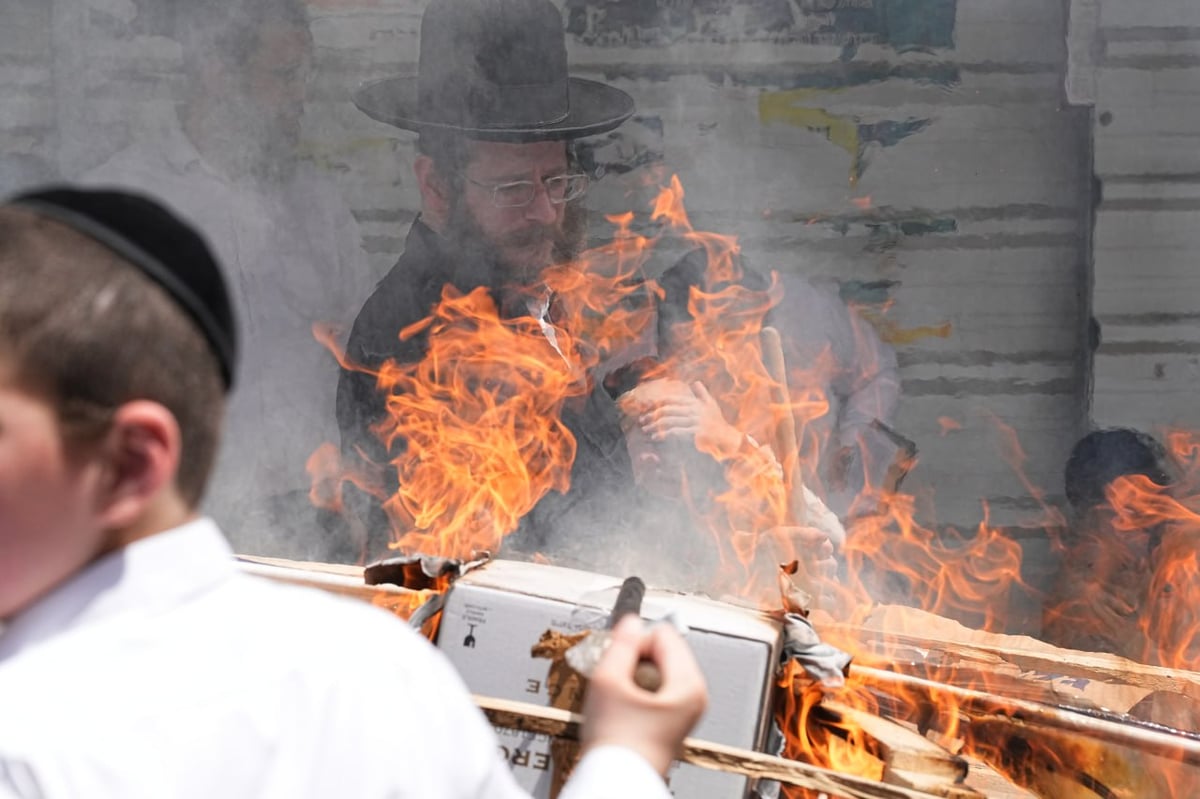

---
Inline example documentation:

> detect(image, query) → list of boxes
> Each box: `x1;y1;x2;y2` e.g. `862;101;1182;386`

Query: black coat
335;218;639;561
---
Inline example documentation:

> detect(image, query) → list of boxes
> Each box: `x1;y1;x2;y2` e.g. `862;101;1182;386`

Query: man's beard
445;198;588;290
553;199;588;264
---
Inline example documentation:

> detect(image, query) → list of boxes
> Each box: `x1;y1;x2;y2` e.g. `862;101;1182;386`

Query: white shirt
771;274;899;453
760;274;901;518
79;124;376;555
0;520;670;799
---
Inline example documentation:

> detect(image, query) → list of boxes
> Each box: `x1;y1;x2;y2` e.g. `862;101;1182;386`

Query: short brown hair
0;207;225;506
417;132;471;191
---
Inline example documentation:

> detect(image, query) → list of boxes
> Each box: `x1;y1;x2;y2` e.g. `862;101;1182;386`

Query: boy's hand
581;616;708;776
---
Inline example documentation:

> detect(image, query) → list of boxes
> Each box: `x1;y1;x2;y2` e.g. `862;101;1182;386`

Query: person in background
607;251;845;596
0;185;707;799
1042;427;1175;659
629;234;900;528
769;274;901;522
336;0;644;562
80;0;376;561
337;0;846;589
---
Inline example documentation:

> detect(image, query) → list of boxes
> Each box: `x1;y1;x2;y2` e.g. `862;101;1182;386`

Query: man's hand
581;616;708;777
637;380;742;458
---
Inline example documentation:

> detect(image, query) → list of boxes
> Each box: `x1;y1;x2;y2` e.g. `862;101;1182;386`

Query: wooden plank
816;700;984;798
235;557;428;617
833;606;1200;703
476;695;954;799
850;666;1200;768
236;554;364;578
888;770;986;799
886;665;1104;711
961;758;1039;799
845;666;1200;797
969;715;1197;798
820;700;971;785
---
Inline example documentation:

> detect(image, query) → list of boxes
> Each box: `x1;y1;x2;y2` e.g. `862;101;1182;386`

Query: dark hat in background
1064;428;1175;510
354;0;634;141
10;186;238;390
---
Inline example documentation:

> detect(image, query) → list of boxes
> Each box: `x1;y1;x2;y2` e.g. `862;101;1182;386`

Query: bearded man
339;0;841;596
335;0;641;561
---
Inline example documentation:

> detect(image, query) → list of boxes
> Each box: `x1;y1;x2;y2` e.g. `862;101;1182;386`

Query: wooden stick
760;325;808;528
476;694;950;799
236;554;365;577
237;558;420;607
760;325;824;615
840;621;1200;704
850;665;1200;768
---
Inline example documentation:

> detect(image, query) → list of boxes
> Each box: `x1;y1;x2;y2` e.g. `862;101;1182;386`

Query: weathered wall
2;1;1093;606
0;1;55;187
1076;0;1200;435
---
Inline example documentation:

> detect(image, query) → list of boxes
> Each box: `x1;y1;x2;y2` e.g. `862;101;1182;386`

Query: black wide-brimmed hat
354;0;634;141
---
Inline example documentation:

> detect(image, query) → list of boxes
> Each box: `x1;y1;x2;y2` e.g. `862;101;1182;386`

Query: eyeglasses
462;173;589;208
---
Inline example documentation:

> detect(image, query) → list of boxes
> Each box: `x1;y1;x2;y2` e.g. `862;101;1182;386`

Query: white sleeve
558;746;672;799
356;625;534;799
802;485;847;549
0;757;42;799
835;305;900;448
772;275;899;449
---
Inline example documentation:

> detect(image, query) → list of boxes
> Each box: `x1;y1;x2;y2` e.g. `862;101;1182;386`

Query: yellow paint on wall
759;88;862;185
880;320;953;345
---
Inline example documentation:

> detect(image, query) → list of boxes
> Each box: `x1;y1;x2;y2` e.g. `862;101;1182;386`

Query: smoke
16;0;378;562
13;0;1160;650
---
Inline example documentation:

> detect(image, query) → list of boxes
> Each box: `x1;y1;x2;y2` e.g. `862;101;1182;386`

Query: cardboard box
437;559;782;798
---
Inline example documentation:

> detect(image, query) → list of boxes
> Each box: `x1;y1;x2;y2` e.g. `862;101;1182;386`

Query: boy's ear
95;400;182;529
414;155;453;228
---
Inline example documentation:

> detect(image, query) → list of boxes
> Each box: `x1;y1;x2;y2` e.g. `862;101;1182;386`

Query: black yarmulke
11;186;238;390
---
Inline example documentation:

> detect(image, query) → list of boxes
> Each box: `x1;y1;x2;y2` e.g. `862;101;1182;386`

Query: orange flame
306;177;1200;792
1036;430;1200;671
366;582;448;640
937;416;962;436
833;494;1028;632
625;176;836;601
1104;438;1200;671
775;661;886;782
376;286;588;556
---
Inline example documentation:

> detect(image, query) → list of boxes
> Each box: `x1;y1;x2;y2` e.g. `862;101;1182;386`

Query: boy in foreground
0;186;707;798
